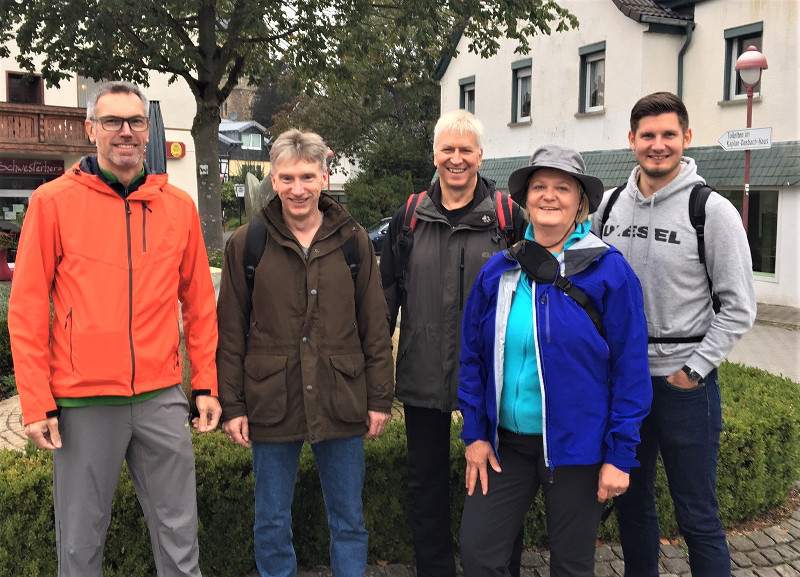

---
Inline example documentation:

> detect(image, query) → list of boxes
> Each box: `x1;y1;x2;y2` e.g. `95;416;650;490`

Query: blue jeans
252;436;368;577
616;370;730;576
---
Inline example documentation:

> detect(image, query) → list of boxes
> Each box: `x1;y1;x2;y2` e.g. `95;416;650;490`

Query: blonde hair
270;129;327;173
433;110;483;151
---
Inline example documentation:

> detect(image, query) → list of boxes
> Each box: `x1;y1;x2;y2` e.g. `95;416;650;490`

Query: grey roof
219;119;267;134
481;141;800;191
218;133;238;145
611;0;695;24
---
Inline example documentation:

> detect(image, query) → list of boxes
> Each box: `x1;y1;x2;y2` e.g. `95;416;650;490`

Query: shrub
208;249;225;270
0;362;797;576
0;318;12;381
0;374;16;401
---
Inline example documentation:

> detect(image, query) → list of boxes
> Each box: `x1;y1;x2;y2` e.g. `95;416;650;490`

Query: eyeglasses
91;116;150;132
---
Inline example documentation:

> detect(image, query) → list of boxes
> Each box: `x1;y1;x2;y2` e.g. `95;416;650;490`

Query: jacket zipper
533;284;553;481
124;199;136;393
65;308;74;371
458;247;466;311
142;201;151;252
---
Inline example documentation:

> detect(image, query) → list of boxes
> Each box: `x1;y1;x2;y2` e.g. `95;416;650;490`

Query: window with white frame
724;22;763;100
511;59;532;123
459;76;475;114
241;133;262;150
579;42;605;112
77;74;104;109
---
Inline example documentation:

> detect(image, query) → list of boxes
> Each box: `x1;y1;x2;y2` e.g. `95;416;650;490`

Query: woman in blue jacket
458;145;652;577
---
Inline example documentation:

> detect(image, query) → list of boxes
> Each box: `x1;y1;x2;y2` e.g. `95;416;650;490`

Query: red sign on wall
0;158;65;176
166;141;186;159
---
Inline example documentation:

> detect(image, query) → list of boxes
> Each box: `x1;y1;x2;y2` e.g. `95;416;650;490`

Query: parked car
366;217;391;256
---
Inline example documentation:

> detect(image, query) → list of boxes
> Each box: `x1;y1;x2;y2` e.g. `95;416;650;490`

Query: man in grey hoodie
591;92;756;576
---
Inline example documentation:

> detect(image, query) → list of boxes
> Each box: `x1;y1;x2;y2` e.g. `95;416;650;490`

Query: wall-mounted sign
0;158;65;176
166;141;186;159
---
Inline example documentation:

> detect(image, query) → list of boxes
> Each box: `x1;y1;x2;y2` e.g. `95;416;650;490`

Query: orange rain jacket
8;161;218;425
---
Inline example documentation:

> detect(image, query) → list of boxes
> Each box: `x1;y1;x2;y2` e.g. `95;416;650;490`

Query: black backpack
598;183;721;341
243;217;359;307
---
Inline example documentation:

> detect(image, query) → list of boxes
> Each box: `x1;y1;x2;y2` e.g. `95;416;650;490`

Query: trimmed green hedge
0;362;798;576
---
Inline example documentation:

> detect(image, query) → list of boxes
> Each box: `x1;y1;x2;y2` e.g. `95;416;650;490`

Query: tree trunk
191;102;224;252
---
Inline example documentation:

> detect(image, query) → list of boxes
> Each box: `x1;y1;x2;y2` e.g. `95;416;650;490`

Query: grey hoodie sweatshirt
591;157;756;378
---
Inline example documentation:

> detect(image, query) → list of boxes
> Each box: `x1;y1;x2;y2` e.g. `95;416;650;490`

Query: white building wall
439;0;799;307
683;0;799;148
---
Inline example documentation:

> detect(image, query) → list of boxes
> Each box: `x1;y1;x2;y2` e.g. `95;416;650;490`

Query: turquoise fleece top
498;219;591;434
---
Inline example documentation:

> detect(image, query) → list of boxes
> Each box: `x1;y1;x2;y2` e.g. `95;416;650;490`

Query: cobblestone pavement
4;304;800;576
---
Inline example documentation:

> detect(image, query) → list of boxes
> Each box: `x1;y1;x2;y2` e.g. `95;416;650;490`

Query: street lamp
734;45;768;233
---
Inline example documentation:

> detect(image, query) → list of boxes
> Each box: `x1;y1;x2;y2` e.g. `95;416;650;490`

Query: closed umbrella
146;101;167;174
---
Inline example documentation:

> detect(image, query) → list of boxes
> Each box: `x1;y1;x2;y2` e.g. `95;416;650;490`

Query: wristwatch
681;365;703;383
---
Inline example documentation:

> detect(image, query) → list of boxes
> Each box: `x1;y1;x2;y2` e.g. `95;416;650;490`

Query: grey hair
433;109;483;151
85;81;149;119
270;129;328;173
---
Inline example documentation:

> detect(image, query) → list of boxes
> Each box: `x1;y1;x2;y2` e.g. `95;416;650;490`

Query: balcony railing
0;102;95;155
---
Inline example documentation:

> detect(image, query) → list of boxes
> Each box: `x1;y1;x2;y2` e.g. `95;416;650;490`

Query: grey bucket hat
508;145;605;213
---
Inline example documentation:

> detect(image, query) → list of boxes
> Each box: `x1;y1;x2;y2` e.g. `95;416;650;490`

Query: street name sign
718;127;772;151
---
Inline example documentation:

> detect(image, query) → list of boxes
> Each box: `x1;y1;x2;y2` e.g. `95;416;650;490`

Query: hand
666;369;702;390
365;410;390;440
222;415;251;448
597;463;629;502
465;440;501;496
192;396;222;433
25;417;62;450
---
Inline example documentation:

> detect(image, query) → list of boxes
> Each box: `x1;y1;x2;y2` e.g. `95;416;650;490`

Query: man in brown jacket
216;129;394;577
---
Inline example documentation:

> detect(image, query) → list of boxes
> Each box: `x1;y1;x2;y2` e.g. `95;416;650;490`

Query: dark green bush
0;361;797;576
0;317;12;379
208;249;225;269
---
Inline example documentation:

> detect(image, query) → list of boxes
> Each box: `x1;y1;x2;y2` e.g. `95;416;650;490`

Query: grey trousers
53;385;202;577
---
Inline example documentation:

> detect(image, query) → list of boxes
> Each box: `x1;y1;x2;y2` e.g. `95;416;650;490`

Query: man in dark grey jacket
380;110;525;577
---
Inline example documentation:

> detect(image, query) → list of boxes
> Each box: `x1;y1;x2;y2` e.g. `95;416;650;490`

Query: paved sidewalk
2;304;799;576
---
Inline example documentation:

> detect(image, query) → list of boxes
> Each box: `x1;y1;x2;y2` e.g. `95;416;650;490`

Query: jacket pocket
243;354;288;425
329;353;368;423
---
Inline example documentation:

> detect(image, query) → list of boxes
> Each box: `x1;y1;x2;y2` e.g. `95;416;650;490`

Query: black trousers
405;407;523;577
460;429;604;577
404;405;458;577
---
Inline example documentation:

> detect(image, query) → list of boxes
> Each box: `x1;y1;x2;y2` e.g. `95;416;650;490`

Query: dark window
7;73;44;104
718;188;778;275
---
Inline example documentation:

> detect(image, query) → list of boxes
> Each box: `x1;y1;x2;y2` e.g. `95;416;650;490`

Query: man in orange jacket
8;81;221;577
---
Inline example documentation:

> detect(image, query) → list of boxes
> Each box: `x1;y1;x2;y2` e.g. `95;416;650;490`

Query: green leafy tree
2;0;576;251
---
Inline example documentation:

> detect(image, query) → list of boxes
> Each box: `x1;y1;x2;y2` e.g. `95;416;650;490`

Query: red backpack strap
401;191;427;238
495;190;516;247
395;191;428;290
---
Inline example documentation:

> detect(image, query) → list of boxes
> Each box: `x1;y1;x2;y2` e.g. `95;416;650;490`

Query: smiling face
271;158;327;225
433;129;483;196
85;92;149;184
525;168;582;234
629;112;692;195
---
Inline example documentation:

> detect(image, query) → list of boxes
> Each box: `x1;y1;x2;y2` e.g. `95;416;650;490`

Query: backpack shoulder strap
495;190;516;247
598;185;626;238
510;240;603;334
688;183;720;314
341;234;360;282
244;217;268;303
394;191;427;288
689;184;714;265
402;191;427;237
